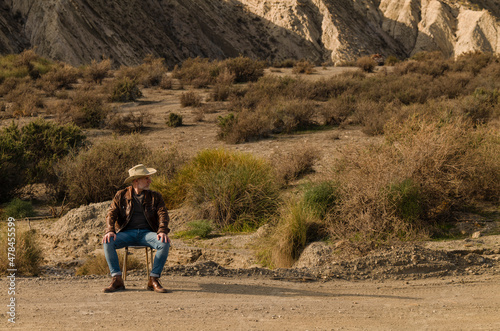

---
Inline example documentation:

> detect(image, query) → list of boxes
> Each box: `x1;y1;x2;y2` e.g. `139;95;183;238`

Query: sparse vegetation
0;50;499;260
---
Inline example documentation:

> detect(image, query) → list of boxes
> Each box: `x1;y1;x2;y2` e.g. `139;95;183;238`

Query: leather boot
103;275;125;293
147;276;169;293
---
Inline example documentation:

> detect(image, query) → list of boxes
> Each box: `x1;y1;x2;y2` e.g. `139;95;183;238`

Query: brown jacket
105;186;170;234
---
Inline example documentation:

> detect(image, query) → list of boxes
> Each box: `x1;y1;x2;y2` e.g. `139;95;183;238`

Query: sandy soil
3;274;500;330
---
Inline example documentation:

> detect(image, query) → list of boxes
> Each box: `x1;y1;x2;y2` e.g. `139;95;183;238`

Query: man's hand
102;232;116;243
157;233;170;243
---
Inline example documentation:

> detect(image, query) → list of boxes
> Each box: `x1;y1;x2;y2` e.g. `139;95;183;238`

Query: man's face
135;176;152;191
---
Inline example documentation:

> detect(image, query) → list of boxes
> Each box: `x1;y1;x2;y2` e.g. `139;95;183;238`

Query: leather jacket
105;186;170;234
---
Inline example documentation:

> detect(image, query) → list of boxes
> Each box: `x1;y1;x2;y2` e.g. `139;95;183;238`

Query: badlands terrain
1;66;499;330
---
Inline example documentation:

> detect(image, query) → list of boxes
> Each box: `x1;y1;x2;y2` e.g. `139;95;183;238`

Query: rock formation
0;0;499;67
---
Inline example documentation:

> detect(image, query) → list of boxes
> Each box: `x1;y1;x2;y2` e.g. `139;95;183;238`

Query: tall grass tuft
0;224;43;276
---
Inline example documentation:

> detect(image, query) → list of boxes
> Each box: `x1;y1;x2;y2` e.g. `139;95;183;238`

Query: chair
122;246;155;281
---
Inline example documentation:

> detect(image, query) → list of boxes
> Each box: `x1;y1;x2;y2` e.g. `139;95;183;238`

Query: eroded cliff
0;0;499;66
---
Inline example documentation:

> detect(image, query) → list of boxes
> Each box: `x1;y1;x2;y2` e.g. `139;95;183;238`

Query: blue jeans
103;229;170;278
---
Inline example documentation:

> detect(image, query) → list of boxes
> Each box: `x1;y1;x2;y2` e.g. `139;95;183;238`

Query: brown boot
147;276;169;293
103;275;125;293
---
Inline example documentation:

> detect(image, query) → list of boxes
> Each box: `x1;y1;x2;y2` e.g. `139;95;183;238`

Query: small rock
471;231;481;239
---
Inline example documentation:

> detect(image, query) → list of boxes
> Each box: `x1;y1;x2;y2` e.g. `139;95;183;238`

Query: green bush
0;120;85;201
174;220;214;239
167;113;183;127
3;198;36;218
110;77;143;102
164;149;280;228
302;181;339;218
386;179;423;224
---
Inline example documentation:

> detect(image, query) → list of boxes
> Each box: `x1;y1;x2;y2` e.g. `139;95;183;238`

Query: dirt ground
3;274;500;330
2;66;500;330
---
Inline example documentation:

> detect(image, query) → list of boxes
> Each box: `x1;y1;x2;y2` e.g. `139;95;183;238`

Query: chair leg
145;248;150;278
123;246;129;281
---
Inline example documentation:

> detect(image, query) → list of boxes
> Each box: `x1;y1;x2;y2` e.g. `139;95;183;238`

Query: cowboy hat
124;164;157;184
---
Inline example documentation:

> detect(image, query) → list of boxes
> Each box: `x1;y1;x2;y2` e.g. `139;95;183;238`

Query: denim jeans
103;228;170;278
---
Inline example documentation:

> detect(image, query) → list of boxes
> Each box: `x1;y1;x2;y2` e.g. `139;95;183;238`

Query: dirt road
3;274;500;330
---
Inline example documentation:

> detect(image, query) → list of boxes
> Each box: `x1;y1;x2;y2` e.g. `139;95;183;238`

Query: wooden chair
122;246;155;281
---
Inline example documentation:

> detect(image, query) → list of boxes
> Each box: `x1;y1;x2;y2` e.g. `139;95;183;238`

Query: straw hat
124;164;157;184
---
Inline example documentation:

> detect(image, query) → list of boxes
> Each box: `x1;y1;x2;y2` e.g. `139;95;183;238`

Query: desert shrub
326;115;500;242
217;110;272;144
70;89;110;128
0;123;25;201
0;224;43;276
0;77;24;97
272;147;320;186
114;55;167;87
222;55;266;83
356;56;377;73
75;252;143;276
292;60;315;74
108;110;150;133
167;112;183;127
385;56;400;66
0;120;85;199
410;51;445;62
272;58;297;68
172;57;221;86
351;99;388;135
110;77;143;102
38;63;80;92
0;50;53;81
393;57;450;77
164;149;280;228
174;220;214;239
58;136;185;205
56;135;150;204
321;94;356;125
180;91;202;107
4;81;44;116
452;51;497;75
140;55;168;87
159;75;173;89
83;58;111;84
3;198;36;218
271;98;319;133
209;68;235;101
433;71;474;99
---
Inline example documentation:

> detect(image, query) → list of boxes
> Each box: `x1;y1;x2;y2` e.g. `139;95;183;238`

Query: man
102;164;171;293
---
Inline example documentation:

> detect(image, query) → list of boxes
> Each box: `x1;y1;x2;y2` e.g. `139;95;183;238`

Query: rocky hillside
1;0;500;67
